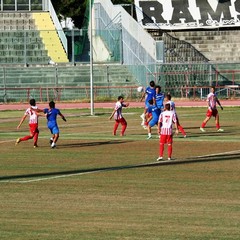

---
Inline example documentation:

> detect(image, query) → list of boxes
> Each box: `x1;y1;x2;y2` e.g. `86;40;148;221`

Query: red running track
0;99;239;111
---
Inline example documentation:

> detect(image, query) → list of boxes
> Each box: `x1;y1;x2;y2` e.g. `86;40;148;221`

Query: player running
16;99;40;148
109;96;129;136
166;93;186;137
44;101;67;148
200;86;224;132
157;103;178;161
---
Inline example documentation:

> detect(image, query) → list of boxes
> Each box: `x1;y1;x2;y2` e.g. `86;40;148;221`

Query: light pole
89;0;94;115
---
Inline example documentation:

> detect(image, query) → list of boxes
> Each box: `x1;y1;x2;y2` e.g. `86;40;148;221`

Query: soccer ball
137;86;143;93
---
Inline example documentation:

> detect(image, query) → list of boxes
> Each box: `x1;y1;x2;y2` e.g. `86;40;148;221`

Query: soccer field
0;107;239;239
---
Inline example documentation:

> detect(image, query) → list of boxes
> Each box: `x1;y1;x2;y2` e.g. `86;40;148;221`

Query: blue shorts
48;122;59;134
148;118;159;127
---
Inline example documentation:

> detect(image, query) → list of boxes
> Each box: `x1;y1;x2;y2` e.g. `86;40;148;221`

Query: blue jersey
145;87;156;103
155;92;165;110
44;108;62;134
44;108;61;124
147;105;161;119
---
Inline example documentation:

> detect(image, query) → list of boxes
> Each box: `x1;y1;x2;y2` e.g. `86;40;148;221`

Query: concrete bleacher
0;11;68;64
172;30;240;62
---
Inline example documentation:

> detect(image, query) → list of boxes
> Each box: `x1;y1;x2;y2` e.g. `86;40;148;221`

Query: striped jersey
207;92;217;110
25;107;38;124
113;101;126;120
159;110;176;135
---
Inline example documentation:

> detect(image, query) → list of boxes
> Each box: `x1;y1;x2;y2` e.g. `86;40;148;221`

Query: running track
0;100;239;111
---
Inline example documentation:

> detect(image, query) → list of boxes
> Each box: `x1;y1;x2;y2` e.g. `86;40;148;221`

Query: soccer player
166;93;186;137
154;85;165;111
200;86;224;132
16;98;40;148
109;96;129;136
145;99;161;139
44;101;67;148
140;80;156;128
157;103;178;161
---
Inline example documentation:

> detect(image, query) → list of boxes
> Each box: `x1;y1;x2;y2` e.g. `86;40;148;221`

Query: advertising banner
135;0;240;30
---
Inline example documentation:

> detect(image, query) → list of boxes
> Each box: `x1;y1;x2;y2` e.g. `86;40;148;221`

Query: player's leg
200;114;211;132
157;135;165;161
177;117;186;137
113;120;119;135
215;112;224;131
167;135;173;160
51;126;59;148
120;118;127;136
33;128;39;148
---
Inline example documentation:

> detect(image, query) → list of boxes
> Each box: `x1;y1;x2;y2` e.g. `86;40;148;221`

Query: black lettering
197;0;232;24
171;0;195;24
139;1;166;25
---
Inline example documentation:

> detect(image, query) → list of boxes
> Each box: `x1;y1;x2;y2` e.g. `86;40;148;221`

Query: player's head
166;93;171;100
29;99;36;106
165;103;170;111
148;99;154;105
149;81;155;88
118;96;124;101
155;85;161;93
211;86;215;93
49;101;55;108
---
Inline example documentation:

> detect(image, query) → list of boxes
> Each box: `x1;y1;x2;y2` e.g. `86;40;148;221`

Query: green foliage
51;0;134;29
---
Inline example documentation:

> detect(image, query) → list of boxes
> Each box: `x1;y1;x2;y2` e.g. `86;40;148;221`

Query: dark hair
165;103;170;110
118;96;123;101
29;99;36;106
155;85;161;91
148;99;154;105
49;101;55;108
149;81;155;87
166;94;171;100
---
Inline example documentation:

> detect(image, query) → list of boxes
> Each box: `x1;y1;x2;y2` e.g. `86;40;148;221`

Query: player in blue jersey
140;80;156;128
44;101;66;148
154;85;165;112
146;99;161;139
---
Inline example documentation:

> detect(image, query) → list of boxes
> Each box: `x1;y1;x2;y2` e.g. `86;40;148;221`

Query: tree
51;0;134;29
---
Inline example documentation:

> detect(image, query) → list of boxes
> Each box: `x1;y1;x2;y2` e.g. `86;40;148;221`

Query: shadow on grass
59;140;133;148
1;152;240;182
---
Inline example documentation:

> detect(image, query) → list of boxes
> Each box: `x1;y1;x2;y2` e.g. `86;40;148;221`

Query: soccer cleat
147;135;152;140
217;128;224;132
167;157;171;161
200;127;206;132
156;157;163;161
33;144;38;148
49;138;53;145
183;135;187;138
15;138;20;145
51;142;56;148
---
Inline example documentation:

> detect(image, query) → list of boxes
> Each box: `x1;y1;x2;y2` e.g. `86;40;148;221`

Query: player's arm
216;98;223;110
17;115;27;129
109;109;116;120
140;92;145;102
122;102;129;107
58;112;67;122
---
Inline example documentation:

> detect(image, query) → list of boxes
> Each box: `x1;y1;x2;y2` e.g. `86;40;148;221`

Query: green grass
0;107;239;239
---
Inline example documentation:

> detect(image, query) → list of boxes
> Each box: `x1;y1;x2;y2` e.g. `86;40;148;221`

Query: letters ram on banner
135;0;240;30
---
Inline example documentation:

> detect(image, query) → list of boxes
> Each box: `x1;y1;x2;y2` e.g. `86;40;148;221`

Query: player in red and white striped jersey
200;86;224;132
157;103;178;161
109;96;129;136
166;93;186;137
16;99;40;148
